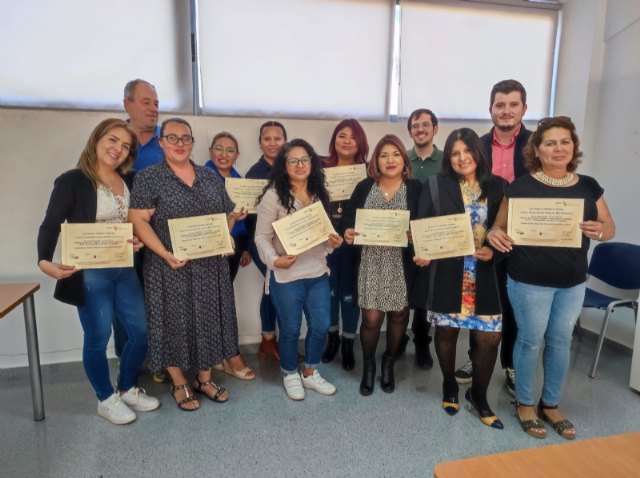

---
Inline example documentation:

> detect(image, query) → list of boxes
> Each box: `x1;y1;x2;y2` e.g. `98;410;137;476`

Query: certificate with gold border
323;164;367;202
353;209;410;247
225;178;268;213
411;213;476;259
168;213;233;260
61;223;133;269
508;198;584;248
272;201;336;255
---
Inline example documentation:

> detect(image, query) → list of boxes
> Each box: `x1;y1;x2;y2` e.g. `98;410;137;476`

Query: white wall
2;0;638;368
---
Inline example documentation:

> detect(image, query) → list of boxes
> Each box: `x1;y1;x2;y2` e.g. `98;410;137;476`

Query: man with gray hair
123;79;163;171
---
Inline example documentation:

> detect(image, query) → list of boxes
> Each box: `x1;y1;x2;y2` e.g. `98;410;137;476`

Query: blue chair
584;242;640;378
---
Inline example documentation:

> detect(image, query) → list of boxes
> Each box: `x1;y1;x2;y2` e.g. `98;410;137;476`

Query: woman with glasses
37;118;159;424
343;134;421;396
246;121;288;364
321;119;369;371
488;116;615;439
410;128;506;429
255;139;343;401
204;131;255;381
129;118;245;411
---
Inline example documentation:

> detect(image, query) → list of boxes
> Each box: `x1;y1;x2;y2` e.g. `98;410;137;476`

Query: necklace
534;170;574;187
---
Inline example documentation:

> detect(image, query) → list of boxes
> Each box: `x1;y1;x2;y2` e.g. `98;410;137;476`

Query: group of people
37;79;615;441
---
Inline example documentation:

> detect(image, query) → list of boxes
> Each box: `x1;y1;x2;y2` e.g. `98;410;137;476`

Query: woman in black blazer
37;118;158;425
410;128;507;429
343;134;421;396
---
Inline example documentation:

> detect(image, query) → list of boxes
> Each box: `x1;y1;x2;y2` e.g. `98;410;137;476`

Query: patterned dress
428;184;502;331
358;182;408;311
130;161;240;373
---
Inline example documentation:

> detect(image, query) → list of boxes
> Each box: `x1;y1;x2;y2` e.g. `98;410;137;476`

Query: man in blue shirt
123;79;164;171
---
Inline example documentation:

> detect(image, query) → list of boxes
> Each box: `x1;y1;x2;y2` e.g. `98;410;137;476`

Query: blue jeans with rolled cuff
269;274;331;374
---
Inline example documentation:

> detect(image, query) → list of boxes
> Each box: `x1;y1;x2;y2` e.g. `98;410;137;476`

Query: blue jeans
248;241;277;334
269;274;331;374
507;276;586;406
327;244;360;338
77;268;148;401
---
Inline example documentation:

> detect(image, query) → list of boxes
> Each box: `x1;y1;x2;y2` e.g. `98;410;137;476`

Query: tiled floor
2;330;638;477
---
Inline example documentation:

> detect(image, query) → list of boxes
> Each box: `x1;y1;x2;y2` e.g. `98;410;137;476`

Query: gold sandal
170;383;200;412
192;377;229;403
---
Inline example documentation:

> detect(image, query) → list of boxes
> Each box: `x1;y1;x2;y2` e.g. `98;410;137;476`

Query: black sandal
515;401;546;439
538;401;576;440
192;377;228;403
170;383;200;412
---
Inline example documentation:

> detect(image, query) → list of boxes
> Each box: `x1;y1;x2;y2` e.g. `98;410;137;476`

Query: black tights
435;326;501;408
360;308;409;360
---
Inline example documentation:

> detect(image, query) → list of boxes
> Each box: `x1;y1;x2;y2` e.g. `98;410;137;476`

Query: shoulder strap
426;175;439;309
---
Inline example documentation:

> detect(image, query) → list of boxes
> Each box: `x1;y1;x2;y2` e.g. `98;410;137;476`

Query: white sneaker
283;373;305;401
120;387;160;412
301;370;336;396
97;393;136;425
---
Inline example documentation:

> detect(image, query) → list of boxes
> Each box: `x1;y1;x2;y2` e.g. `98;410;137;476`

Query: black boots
341;337;355;370
414;335;433;370
322;331;341;363
360;358;376;396
381;352;396;393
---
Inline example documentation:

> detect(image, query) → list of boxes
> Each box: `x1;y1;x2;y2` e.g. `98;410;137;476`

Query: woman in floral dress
410;128;507;429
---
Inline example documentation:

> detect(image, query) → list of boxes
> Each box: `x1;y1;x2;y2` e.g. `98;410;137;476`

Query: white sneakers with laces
120;387;161;412
97;393;136;425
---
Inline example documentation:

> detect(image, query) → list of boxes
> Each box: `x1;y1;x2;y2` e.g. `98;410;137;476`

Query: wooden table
0;282;45;421
434;432;640;478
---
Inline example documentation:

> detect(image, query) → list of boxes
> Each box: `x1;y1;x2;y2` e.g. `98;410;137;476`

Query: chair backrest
586;242;640;300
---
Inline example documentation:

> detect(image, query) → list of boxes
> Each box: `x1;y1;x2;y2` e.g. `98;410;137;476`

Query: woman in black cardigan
37;118;158;425
410;128;507;429
343;134;421;396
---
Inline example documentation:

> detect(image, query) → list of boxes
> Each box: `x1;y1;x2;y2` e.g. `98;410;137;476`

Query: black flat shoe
464;389;503;429
322;331;341;363
360;359;376;396
341;337;355;371
380;352;396;393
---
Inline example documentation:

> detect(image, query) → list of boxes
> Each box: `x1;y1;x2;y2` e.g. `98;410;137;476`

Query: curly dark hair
259;139;331;214
442;128;496;201
523;116;583;173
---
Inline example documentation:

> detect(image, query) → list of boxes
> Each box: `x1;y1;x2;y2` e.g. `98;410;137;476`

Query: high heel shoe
341;337;355;370
538;401;576;440
380;352;396;393
258;336;280;364
442;396;460;415
322;331;341;363
515;401;546;439
360;358;376;396
464;389;503;429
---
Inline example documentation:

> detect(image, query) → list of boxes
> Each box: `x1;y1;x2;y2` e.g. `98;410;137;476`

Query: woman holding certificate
487;116;615;439
129;118;242;412
255;138;343;401
204;131;255;381
410;128;507;429
321;119;369;370
343;134;422;396
246;121;288;364
37;118;160;425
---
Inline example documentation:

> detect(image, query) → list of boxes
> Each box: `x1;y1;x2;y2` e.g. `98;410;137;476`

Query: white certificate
272;201;336;255
168;213;233;260
323;164;368;202
353;209;410;247
225;178;268;213
411;213;476;260
61;223;133;269
508;198;584;248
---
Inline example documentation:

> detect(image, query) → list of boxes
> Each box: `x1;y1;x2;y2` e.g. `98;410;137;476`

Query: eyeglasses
162;134;194;145
286;157;311;166
410;121;433;130
212;145;237;155
537;116;572;127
